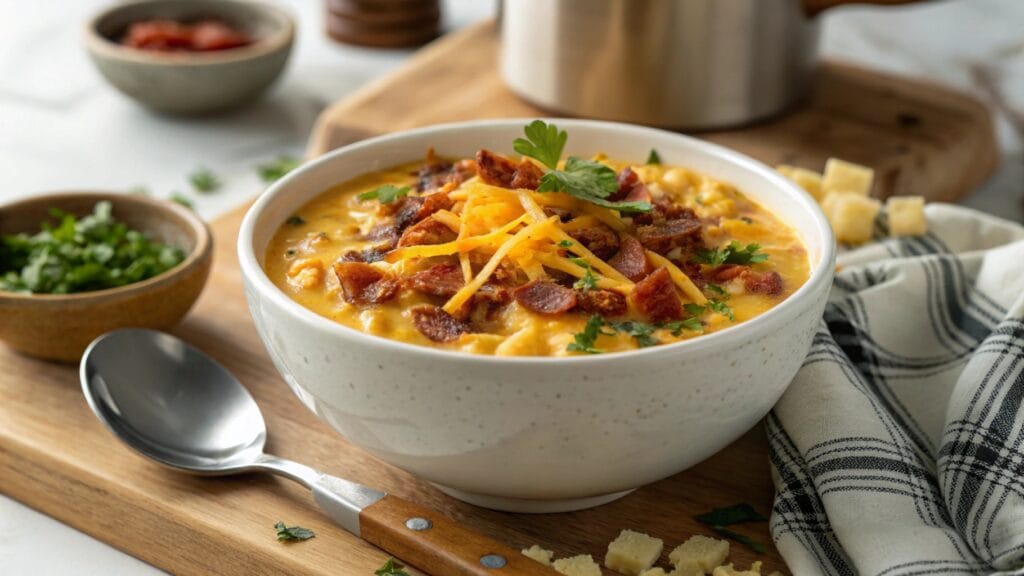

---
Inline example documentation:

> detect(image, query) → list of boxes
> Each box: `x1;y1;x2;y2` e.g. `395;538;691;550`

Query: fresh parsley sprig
708;299;734;321
258;156;301;183
513;119;567;170
696;241;768;266
567;314;704;353
695;503;768;554
567;314;610;354
646;148;662;165
274;521;314;542
514;121;652;214
189;167;221;194
569;257;598;291
375;558;411;576
358;184;410;204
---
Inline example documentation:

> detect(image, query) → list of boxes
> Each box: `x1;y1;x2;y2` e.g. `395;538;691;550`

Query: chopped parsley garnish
285;215;305;226
558;239;574;248
169;193;194;209
513;119;567;170
128;185;150;196
684;303;705;316
569;257;598;291
705;283;727;297
274;521;314;542
608;320;658;348
0;201;185;294
515;121;652;214
708;299;734;321
695;503;768;554
358;184;410;204
189;167;221;193
567;314;608;354
375;558;411;576
662;317;704;335
696;241;768;266
258;155;301;183
646;148;662;165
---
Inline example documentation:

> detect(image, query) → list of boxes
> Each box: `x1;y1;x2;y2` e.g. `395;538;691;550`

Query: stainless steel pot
500;0;921;129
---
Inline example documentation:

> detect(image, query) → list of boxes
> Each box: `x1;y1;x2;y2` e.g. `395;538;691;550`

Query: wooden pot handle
360;495;560;576
802;0;923;16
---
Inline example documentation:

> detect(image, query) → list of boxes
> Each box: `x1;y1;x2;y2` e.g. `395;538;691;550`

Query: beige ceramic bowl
84;0;294;115
0;193;212;362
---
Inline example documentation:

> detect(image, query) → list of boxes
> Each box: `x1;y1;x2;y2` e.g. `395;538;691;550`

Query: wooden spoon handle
359;495;559;576
802;0;922;16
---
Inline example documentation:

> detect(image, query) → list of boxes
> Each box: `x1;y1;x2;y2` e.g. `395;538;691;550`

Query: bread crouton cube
712;561;762;575
605;529;665;576
553;554;602;576
522;544;554;566
669;535;730;574
886;195;927;236
824;192;881;244
776;165;824;201
822;158;874;196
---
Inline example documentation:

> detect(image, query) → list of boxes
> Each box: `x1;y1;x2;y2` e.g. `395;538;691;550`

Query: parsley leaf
567;314;607;354
684;303;706;317
646;148;662;165
558;239;574;248
128;185;150;196
712;526;767;554
538;157;651;213
708;299;735;321
286;215;305;226
358;185;410;204
696;503;768;525
375;558;411;576
569;257;598;291
169;193;194;210
608;320;659;348
662;317;704;335
189;167;221;194
513;120;567;170
274;521;314;542
705;283;727;297
696;241;769;266
258;156;301;183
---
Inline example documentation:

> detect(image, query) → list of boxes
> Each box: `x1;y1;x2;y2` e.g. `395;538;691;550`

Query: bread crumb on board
669;535;731;574
552;554;602;576
522;544;554;566
605;529;665;576
712;561;763;575
776;158;927;244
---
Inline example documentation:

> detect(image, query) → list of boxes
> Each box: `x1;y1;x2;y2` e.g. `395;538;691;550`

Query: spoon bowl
81;329;266;474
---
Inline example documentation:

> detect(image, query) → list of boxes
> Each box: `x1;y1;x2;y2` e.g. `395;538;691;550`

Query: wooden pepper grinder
325;0;441;48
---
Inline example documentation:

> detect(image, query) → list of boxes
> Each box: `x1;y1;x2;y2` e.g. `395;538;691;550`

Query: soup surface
265;122;809;356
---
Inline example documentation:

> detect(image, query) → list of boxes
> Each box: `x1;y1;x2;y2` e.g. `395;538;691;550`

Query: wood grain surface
0;203;784;575
308;21;998;204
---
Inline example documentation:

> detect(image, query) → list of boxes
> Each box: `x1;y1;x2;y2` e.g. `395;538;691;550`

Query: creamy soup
265;123;809;356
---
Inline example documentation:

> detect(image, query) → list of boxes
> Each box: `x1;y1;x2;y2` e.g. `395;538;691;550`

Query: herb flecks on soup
265;121;809;356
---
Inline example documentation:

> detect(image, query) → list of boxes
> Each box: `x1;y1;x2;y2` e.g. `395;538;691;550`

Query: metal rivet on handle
405;517;433;531
480;554;507;569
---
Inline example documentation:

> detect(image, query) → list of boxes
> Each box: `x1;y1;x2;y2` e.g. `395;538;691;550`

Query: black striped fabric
768;205;1024;576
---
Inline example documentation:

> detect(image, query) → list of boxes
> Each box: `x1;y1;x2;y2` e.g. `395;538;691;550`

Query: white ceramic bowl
238;119;835;513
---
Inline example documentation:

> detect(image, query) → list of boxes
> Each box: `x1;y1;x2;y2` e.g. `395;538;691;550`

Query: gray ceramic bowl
85;0;294;115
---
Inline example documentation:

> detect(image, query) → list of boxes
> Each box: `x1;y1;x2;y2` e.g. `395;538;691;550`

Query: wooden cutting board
0;19;999;576
308;21;998;203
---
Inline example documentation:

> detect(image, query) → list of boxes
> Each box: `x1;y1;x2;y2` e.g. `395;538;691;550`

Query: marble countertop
1;0;1021;573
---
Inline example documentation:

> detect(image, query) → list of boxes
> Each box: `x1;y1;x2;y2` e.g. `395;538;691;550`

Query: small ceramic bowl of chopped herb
0;192;212;361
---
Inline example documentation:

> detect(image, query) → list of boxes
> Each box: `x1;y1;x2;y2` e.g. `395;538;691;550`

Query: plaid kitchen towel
768;204;1024;576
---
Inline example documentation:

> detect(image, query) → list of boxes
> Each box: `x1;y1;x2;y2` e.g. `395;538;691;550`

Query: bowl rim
83;0;295;67
238;118;836;365
0;191;212;303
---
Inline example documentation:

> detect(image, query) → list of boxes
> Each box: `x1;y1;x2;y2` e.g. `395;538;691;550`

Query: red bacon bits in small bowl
121;19;251;52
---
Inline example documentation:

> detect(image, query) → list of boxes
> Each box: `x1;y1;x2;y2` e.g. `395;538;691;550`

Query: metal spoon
80;329;554;576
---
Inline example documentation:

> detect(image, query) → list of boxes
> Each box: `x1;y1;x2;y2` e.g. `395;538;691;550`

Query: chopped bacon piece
476;149;518;188
509;158;544;190
333;262;399;305
609;167;651;203
405;263;464;297
632;198;695;226
568;223;621;260
339;246;388;263
636;214;704;255
513;281;577;315
414;151;477;192
459;284;512;323
576;289;628;317
398;216;457;247
365;223;399;245
394;192;453;229
411;306;469;343
544;207;574;222
122;20;194;51
632;267;683;322
743;270;784;296
190;21;250;51
609;235;651;282
710;264;746;283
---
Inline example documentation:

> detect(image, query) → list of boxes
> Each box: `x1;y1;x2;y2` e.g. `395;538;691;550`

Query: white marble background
1;0;1021;573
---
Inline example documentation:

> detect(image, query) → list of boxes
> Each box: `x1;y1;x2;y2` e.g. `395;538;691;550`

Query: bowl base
431;484;635;513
